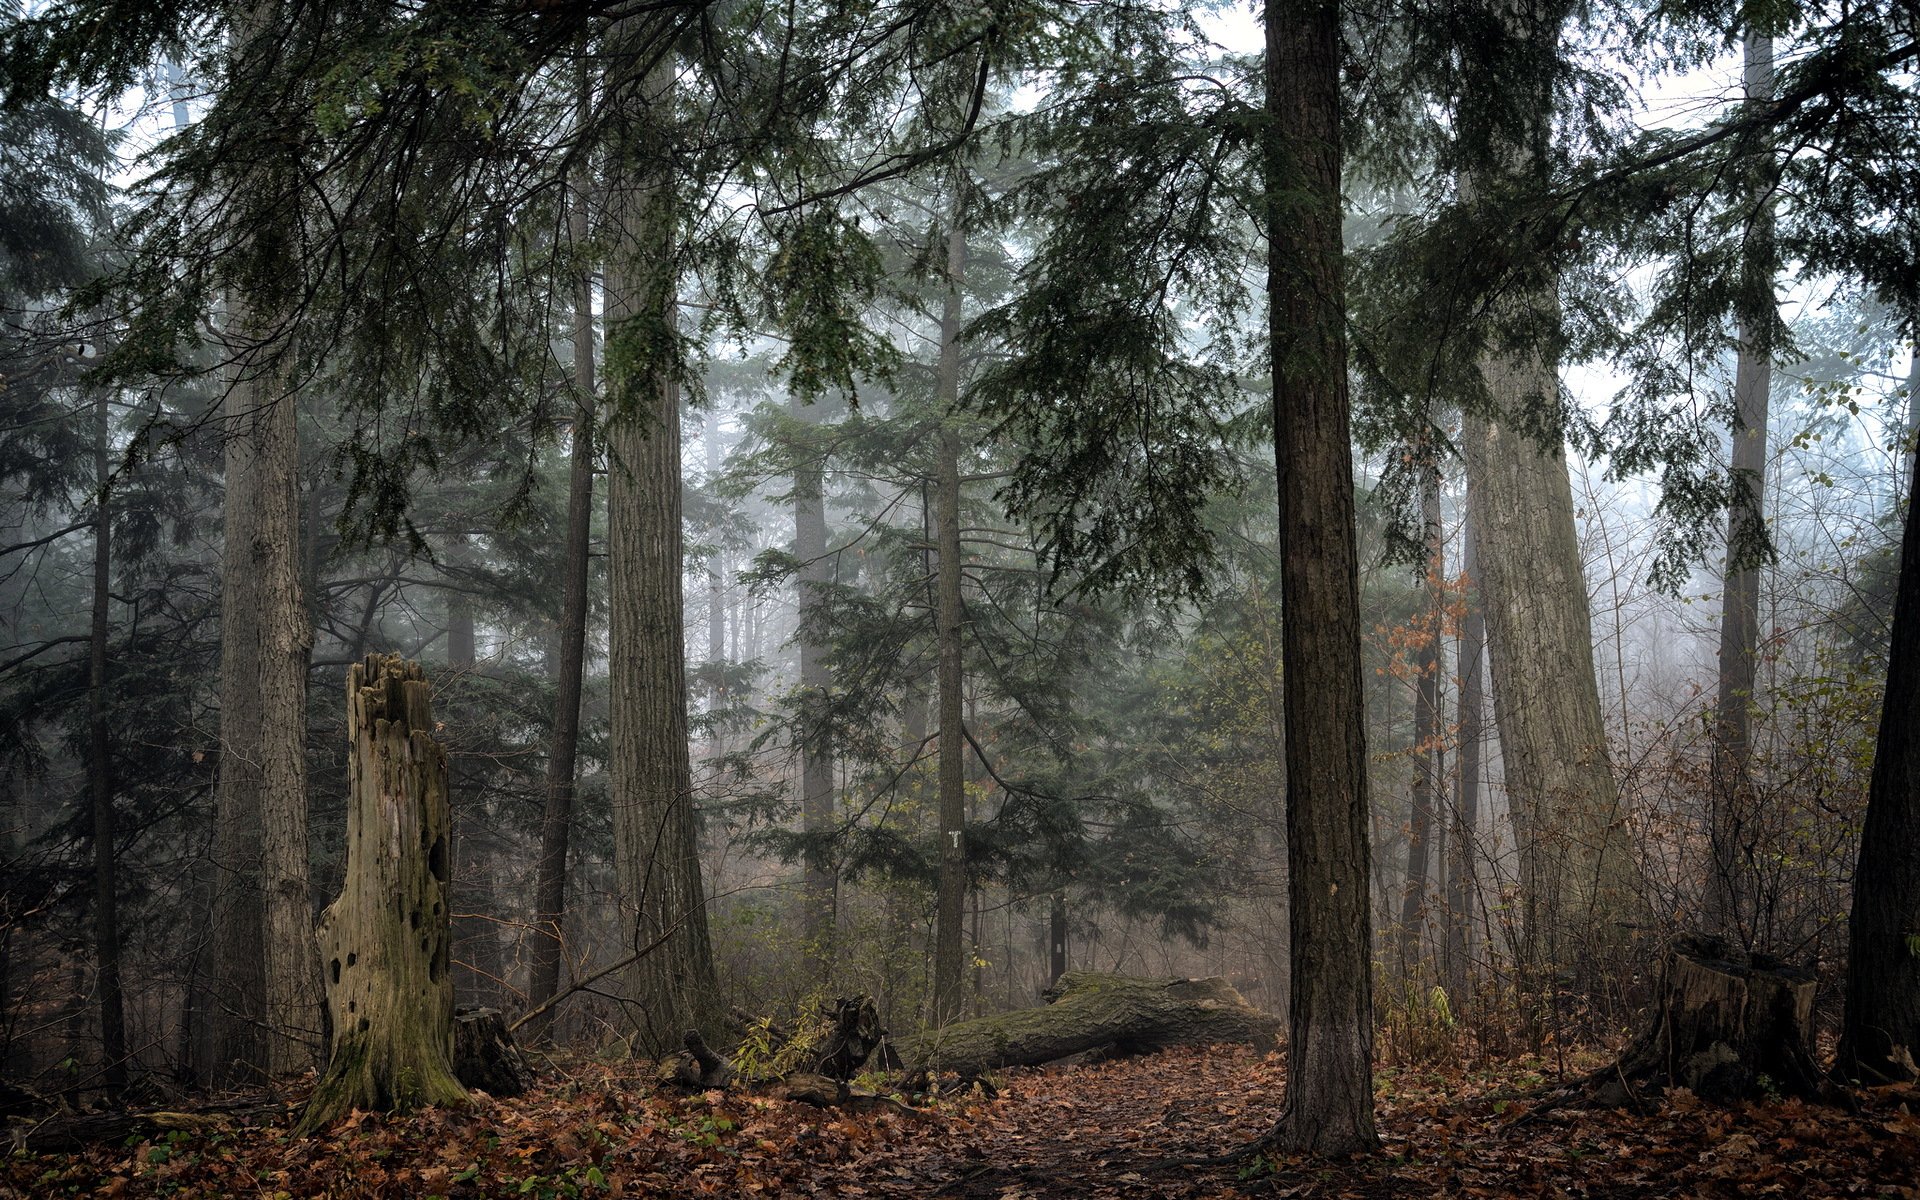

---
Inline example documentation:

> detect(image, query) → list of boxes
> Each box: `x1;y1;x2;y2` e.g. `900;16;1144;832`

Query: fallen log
895;971;1281;1077
1593;935;1823;1107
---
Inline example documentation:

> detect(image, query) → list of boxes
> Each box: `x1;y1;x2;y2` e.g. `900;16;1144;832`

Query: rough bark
526;69;598;1045
296;656;469;1135
1596;935;1819;1106
604;48;720;1056
792;392;837;981
1836;431;1920;1084
1460;2;1639;973
1265;0;1379;1156
930;199;970;1029
212;323;322;1084
897;972;1280;1078
452;1007;531;1097
1708;32;1776;943
87;389;126;1094
1400;466;1444;975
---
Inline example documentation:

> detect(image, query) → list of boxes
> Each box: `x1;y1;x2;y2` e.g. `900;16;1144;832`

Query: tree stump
811;996;885;1082
1596;935;1821;1106
453;1007;531;1097
295;656;470;1135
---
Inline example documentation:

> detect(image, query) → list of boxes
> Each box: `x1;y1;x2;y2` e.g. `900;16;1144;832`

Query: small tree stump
295;656;470;1135
1597;935;1821;1106
811;997;885;1082
454;1007;531;1097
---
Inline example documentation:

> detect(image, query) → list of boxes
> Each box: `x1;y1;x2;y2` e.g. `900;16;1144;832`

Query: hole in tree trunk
410;909;421;930
428;836;447;882
330;959;340;984
357;1017;369;1032
347;952;357;967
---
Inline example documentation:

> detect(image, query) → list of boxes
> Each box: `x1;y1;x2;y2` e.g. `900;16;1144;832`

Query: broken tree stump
895;971;1281;1077
453;1007;531;1097
1595;935;1822;1107
295;656;470;1135
811;996;885;1081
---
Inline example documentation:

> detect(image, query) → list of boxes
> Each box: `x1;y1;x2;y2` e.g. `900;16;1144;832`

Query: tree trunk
1708;32;1776;944
525;65;598;1046
1459;2;1638;975
1400;465;1444;975
1049;891;1068;985
452;1007;531;1097
1597;935;1819;1106
792;392;837;982
1444;502;1486;1001
604;47;720;1056
931;195;970;1029
212;324;322;1084
296;656;469;1135
88;389;126;1094
898;972;1280;1078
1837;431;1920;1084
1265;0;1378;1156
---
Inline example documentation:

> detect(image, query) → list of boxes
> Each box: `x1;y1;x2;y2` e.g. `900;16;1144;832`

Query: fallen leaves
5;1046;1919;1198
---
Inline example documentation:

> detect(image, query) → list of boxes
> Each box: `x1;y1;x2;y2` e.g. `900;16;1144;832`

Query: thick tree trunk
296;656;469;1135
1444;504;1486;1001
526;72;598;1045
931;201;970;1028
1597;935;1819;1106
1266;0;1378;1156
1708;33;1776;943
88;389;126;1094
1400;466;1444;975
212;327;322;1084
792;392;837;982
1460;3;1638;974
1837;434;1920;1084
604;49;720;1056
899;972;1280;1078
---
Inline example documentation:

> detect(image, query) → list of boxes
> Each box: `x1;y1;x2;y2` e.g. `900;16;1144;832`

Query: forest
0;0;1917;1195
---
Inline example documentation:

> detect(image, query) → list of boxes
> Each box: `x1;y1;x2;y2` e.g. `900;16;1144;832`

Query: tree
1454;0;1640;974
1708;30;1778;942
1264;0;1379;1157
527;68;600;1043
791;388;838;983
929;189;970;1027
1837;418;1920;1083
603;41;721;1055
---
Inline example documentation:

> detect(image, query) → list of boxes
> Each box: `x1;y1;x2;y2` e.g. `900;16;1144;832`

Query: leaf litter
8;1045;1918;1198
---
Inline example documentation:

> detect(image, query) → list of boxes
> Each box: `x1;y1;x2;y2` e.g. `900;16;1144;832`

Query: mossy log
894;971;1281;1077
295;657;470;1135
1595;935;1822;1106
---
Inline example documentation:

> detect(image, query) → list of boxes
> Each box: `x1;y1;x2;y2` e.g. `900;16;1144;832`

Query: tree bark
603;47;720;1056
898;972;1280;1078
1400;465;1444;975
88;388;126;1094
525;63;598;1046
931;195;970;1028
1598;936;1819;1106
296;656;469;1134
1265;0;1378;1156
1049;891;1068;985
1460;1;1639;974
793;391;838;982
212;325;323;1084
1836;431;1920;1084
1708;32;1776;944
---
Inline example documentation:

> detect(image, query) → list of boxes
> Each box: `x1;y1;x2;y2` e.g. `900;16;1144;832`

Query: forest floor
7;1043;1920;1198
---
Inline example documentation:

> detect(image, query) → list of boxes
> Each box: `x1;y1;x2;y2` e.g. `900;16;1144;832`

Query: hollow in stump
296;656;470;1135
454;1007;531;1097
1596;935;1821;1107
